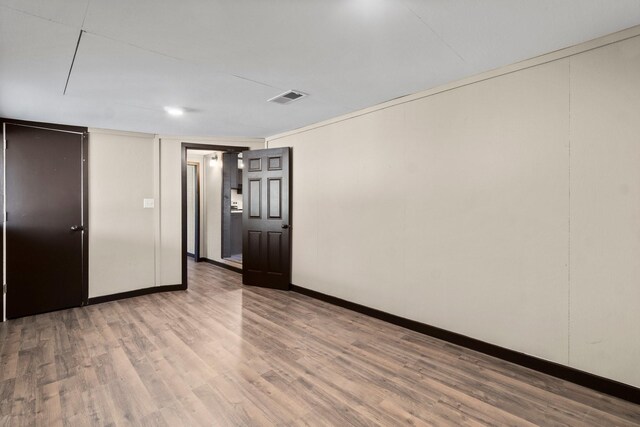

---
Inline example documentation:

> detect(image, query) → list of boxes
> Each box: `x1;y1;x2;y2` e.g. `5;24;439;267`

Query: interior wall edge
153;135;162;287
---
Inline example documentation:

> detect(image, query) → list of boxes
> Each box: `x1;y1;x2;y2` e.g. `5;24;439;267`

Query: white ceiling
1;0;640;138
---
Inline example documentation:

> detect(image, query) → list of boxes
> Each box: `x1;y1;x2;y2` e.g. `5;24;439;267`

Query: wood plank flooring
1;260;639;426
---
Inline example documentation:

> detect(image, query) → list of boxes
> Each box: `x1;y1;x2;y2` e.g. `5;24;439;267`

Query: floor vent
268;90;308;105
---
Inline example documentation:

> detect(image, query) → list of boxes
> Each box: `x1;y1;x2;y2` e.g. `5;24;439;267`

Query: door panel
5;124;85;318
268;178;281;218
242;147;291;289
248;158;262;172
249;179;261;217
267;231;283;274
246;231;262;271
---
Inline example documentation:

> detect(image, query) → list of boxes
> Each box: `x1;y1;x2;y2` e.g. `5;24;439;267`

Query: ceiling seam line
80;29;191;62
230;74;283;90
0;3;78;29
402;2;466;63
0;0;296;95
63;30;84;95
80;0;92;29
80;30;281;91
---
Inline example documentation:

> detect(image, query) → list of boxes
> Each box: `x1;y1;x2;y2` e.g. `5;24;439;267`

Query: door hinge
2;284;6;294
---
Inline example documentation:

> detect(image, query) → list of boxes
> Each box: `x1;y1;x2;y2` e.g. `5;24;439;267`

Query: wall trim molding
290;284;640;405
88;128;155;139
163;135;264;145
87;284;186;305
202;258;243;274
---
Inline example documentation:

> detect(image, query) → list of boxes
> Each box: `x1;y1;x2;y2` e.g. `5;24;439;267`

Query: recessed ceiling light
164;106;184;116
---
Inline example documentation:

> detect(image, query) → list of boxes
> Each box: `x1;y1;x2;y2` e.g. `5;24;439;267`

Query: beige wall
186;153;204;255
88;129;157;297
267;33;640;387
203;152;224;262
568;36;640;386
88;131;262;297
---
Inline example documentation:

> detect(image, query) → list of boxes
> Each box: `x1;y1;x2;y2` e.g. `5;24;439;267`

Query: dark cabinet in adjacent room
230;211;242;255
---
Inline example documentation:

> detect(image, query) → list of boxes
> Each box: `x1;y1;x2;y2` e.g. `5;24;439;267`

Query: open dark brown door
5;123;86;318
242;147;291;290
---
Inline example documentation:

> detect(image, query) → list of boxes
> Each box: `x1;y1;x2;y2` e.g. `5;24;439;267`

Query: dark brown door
242;147;291;290
5;124;85;318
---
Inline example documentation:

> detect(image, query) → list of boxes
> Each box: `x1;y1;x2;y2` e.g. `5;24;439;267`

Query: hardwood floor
1;261;639;426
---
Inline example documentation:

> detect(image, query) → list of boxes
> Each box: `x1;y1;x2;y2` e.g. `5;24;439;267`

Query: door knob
70;225;84;231
281;224;290;229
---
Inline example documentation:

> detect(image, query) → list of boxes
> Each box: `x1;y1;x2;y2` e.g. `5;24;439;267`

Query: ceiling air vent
268;90;308;105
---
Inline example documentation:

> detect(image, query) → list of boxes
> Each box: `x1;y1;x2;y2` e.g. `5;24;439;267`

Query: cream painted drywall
88;131;262;297
186;163;196;254
271;60;571;364
268;34;640;387
158;137;263;285
186;153;205;255
569;36;640;387
203;152;223;262
88;129;157;298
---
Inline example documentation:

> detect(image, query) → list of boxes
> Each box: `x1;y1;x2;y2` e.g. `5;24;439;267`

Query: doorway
2;119;89;319
181;143;248;287
221;152;244;267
